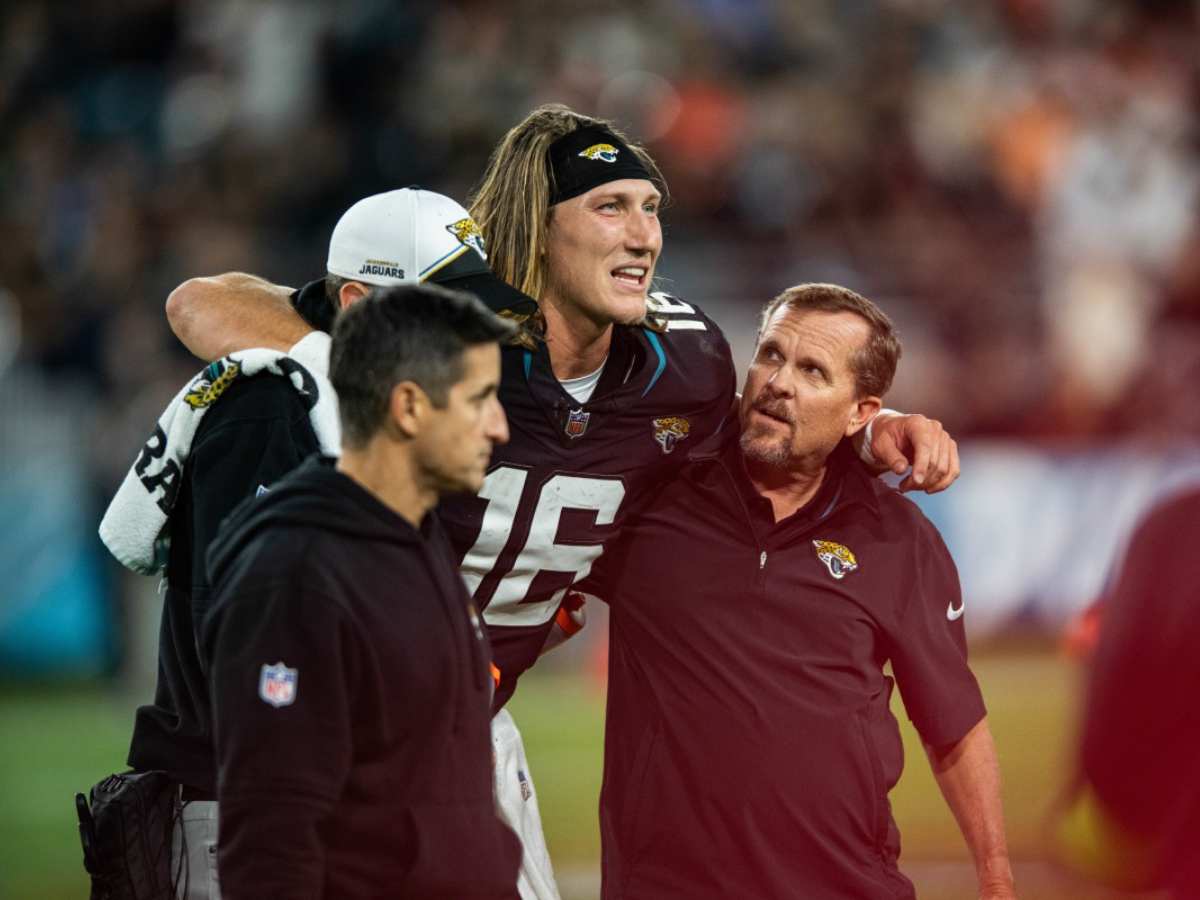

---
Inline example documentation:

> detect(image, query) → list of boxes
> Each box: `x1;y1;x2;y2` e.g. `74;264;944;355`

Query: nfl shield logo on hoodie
259;662;298;707
564;408;590;439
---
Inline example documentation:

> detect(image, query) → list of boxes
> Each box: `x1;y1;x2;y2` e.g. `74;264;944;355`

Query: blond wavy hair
468;104;667;302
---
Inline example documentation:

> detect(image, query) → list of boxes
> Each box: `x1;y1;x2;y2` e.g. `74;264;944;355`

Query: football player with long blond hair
165;103;959;900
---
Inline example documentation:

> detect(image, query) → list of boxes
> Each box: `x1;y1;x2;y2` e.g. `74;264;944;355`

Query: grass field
0;645;1164;899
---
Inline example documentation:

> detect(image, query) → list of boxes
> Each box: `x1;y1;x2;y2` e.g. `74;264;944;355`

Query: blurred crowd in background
3;8;1196;895
3;0;1200;673
6;0;1200;463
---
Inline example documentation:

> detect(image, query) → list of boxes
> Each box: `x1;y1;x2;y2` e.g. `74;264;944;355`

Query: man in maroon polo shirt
591;284;1015;900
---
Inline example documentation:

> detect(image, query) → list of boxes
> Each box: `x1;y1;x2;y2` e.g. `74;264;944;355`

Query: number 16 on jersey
460;466;625;628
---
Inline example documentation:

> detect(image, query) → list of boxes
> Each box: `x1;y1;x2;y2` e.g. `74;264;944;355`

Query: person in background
1054;486;1200;898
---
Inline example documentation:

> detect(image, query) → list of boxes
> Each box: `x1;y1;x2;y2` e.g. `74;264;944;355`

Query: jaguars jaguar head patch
578;143;619;163
813;540;858;580
445;216;487;259
652;416;690;454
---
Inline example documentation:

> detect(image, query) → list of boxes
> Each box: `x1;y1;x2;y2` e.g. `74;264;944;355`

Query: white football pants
492;708;563;900
172;799;220;900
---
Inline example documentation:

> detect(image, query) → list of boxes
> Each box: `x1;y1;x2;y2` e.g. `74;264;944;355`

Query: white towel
99;338;340;575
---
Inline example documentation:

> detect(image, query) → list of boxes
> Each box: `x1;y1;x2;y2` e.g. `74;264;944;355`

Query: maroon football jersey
438;294;736;707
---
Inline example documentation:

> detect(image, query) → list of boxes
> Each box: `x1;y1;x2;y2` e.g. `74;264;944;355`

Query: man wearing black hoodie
202;284;522;899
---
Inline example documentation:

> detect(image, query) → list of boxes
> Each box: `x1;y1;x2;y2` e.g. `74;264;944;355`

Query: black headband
547;126;654;206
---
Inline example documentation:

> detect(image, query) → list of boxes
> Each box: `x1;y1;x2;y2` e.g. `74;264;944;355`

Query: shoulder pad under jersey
640;291;719;334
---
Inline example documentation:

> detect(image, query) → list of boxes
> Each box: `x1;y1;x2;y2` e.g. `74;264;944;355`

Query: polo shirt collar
711;427;883;534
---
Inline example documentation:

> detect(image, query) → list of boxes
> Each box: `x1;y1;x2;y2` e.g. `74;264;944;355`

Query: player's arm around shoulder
167;271;311;361
857;408;960;493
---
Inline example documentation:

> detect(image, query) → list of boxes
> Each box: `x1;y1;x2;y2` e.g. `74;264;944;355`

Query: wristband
859;409;902;467
555;605;586;637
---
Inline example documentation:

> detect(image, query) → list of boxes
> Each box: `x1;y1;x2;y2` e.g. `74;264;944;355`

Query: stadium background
1;0;1197;896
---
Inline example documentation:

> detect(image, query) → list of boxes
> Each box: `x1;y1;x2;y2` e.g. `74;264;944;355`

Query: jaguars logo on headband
578;143;619;164
446;217;487;259
813;540;858;580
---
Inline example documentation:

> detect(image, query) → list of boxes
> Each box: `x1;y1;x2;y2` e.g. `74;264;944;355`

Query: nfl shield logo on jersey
565;408;590;439
259;662;298;708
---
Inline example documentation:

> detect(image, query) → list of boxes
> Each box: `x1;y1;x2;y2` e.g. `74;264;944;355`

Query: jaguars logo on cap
652;416;690;454
813;540;858;580
578;143;619;163
446;217;487;259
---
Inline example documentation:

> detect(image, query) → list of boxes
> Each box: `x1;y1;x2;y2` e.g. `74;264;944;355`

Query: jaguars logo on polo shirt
578;143;619;163
813;540;858;580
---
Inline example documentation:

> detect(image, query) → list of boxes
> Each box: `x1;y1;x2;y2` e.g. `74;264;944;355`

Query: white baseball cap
326;188;536;315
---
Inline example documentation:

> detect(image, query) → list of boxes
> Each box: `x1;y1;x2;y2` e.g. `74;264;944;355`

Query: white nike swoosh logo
946;601;965;622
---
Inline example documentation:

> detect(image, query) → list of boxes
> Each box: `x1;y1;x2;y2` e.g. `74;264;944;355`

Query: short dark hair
330;283;517;448
758;283;901;398
325;274;349;315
